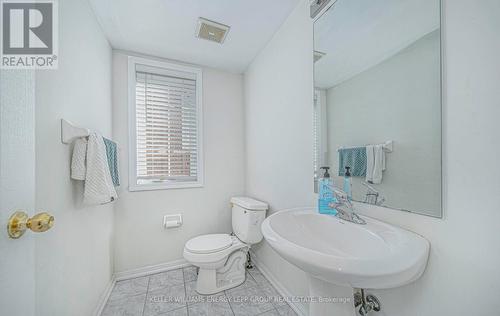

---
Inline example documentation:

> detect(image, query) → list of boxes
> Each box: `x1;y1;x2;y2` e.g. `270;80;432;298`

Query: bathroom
0;0;499;315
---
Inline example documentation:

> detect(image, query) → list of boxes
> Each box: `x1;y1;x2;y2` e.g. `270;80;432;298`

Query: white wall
112;51;245;272
326;30;441;215
244;0;315;311
34;0;113;315
244;0;500;315
365;0;500;314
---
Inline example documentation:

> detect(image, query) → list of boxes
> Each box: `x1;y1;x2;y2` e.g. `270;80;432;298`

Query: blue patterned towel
338;147;367;177
103;138;120;187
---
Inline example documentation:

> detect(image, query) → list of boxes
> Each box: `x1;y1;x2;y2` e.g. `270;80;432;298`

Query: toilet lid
185;234;233;254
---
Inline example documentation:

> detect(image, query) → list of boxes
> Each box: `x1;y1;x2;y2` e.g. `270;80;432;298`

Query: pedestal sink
261;208;430;315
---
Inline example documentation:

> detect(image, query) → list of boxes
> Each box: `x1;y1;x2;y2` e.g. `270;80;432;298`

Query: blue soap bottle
343;166;352;201
318;167;338;215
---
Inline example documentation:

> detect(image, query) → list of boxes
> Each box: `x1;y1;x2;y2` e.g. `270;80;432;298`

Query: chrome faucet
328;186;366;225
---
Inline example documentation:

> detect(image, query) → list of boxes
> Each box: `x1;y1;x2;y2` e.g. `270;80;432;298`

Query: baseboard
250;251;308;316
93;276;116;316
114;258;190;281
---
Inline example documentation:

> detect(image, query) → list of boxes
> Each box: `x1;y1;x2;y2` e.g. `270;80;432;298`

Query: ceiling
88;0;300;73
314;0;440;89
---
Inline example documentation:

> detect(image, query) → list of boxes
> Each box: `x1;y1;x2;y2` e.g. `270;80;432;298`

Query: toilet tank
231;197;268;245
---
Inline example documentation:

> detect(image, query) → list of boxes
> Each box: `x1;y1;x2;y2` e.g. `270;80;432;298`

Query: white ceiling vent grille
196;17;230;44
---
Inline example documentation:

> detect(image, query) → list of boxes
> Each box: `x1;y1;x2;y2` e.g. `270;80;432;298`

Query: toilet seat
185;234;233;254
183;234;246;267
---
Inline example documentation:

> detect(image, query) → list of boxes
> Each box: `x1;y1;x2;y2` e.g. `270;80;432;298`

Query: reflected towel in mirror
338;147;367;177
366;145;386;184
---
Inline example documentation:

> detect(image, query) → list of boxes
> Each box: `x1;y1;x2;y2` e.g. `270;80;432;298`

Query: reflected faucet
362;182;386;206
327;186;366;225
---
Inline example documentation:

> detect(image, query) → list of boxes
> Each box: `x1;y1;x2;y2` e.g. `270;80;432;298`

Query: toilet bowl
183;197;268;295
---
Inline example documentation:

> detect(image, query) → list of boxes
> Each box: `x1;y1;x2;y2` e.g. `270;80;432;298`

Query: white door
0;70;37;315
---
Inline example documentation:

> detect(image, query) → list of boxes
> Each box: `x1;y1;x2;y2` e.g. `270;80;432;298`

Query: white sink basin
261;208;430;289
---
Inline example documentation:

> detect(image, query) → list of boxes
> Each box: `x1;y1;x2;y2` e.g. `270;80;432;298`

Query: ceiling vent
196;17;230;44
314;50;326;63
310;0;332;18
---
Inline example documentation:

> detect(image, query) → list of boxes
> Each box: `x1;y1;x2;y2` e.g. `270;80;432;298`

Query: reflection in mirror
313;0;442;217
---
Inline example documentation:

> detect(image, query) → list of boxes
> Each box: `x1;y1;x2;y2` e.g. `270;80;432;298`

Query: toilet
183;196;268;294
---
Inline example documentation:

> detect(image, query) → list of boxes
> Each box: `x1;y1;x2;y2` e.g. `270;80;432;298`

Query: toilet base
195;248;248;295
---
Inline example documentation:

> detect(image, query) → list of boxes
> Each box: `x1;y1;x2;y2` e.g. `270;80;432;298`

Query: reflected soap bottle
318;167;338;215
343;166;352;201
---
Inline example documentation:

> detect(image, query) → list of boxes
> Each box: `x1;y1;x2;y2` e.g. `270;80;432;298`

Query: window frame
127;56;204;191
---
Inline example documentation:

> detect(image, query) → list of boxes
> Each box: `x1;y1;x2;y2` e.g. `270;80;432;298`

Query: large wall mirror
313;0;442;217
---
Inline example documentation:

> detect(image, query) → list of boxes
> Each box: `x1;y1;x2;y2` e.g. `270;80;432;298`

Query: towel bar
338;140;393;153
61;119;90;144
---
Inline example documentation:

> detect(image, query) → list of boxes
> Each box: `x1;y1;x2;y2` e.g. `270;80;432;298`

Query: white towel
71;137;87;180
83;132;117;205
366;145;386;184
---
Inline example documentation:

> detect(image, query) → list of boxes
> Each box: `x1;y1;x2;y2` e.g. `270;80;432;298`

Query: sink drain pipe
354;289;381;315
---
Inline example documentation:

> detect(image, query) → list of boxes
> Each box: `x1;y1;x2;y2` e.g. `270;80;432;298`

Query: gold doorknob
7;211;54;239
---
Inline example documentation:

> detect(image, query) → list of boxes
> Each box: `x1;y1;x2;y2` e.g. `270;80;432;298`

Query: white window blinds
132;62;202;188
313;92;320;181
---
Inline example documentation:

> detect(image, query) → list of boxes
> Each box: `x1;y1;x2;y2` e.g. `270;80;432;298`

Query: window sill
128;181;204;192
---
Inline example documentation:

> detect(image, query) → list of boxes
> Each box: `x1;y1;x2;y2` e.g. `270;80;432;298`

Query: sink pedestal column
308;276;356;316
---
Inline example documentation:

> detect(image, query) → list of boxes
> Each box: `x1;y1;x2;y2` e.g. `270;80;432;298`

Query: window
313;89;327;192
313;92;320;181
128;57;203;191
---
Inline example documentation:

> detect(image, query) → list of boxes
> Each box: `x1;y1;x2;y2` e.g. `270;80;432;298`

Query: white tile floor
102;266;298;316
